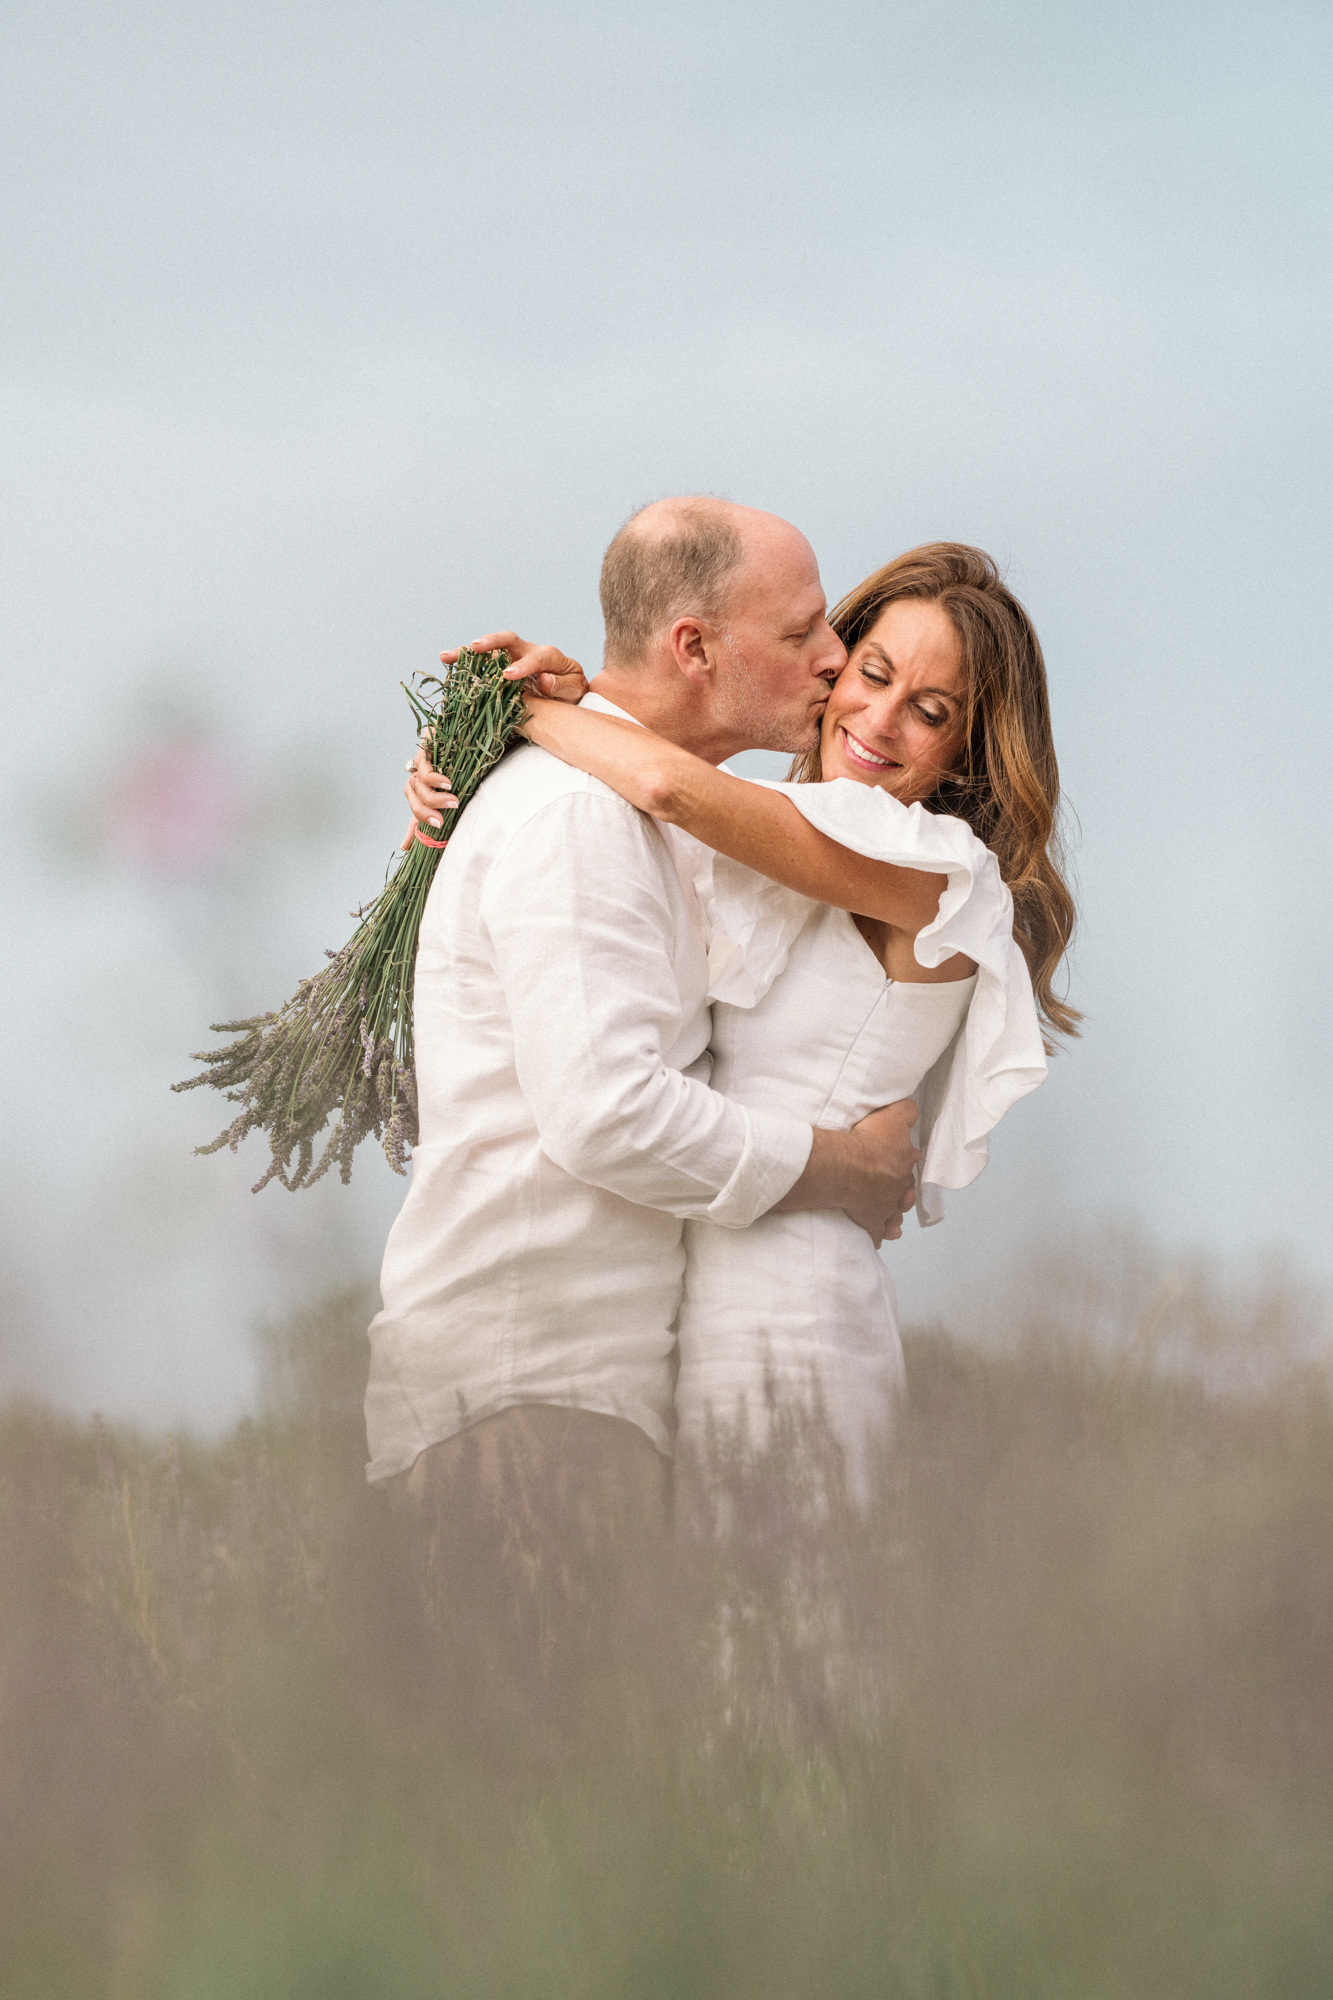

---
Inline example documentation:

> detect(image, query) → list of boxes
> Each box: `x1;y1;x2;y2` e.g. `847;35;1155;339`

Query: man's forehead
732;569;825;627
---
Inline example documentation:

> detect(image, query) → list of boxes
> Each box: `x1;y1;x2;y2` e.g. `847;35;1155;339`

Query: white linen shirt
364;696;813;1480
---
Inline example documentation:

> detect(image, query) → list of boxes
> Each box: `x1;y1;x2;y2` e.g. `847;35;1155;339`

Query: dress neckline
843;908;977;995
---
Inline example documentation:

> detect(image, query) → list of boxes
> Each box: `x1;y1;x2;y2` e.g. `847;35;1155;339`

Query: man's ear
666;617;717;687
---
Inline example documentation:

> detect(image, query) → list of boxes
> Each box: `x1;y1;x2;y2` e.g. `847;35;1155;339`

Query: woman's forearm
520;703;689;819
521;701;947;934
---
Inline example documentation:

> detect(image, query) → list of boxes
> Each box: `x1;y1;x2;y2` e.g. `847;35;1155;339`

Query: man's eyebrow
859;640;960;701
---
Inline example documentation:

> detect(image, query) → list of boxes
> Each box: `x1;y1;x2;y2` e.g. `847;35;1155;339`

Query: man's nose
816;626;847;674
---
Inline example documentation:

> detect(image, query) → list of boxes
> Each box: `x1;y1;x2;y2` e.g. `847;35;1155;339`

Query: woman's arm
521;700;950;937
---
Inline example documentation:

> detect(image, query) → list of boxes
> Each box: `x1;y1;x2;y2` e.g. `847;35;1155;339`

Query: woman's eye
916;707;947;728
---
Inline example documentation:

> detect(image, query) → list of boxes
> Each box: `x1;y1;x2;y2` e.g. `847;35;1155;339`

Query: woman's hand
443;631;589;702
401;753;459;848
400;632;591;851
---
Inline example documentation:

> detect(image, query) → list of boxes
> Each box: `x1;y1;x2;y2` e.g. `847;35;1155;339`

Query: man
369;498;919;1539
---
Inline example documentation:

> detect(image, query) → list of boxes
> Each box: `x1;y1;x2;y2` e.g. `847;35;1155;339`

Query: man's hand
773;1098;920;1248
401;633;591;849
840;1101;920;1242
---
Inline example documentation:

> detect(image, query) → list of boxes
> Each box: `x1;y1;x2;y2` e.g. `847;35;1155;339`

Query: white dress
676;778;1050;1496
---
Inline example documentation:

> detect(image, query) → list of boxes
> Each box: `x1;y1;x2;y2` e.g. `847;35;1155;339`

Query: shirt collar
579;688;643;727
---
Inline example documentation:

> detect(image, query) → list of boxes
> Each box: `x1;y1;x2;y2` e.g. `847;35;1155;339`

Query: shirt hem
365;1390;674;1483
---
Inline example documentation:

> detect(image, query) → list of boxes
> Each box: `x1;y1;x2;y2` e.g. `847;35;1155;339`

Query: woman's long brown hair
792;543;1080;1045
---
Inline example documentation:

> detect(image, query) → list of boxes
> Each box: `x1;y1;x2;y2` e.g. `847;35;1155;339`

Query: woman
407;544;1077;1497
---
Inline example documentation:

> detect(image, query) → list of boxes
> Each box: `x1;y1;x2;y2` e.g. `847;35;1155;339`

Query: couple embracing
366;498;1076;1538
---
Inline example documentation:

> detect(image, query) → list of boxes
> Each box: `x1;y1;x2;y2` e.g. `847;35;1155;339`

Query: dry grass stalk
2;1253;1331;1992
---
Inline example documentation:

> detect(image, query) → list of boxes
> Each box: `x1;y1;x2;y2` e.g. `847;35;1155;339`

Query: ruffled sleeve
701;778;1048;1223
694;842;817;1010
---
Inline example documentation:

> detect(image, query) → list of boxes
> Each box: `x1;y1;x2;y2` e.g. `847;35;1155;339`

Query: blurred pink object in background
103;735;244;878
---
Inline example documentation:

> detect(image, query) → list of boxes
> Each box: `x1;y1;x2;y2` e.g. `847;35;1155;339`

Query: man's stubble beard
714;633;827;757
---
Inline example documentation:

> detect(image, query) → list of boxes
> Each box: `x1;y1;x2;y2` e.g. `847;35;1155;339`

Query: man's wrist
771;1126;856;1214
708;1108;813;1229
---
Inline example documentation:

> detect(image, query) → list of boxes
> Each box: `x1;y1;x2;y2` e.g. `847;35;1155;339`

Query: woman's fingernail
428;816;443;828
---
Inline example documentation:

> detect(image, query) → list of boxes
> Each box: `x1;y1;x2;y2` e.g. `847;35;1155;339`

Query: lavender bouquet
175;648;526;1191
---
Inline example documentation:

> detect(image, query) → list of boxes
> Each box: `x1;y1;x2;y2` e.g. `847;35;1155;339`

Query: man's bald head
593;495;845;760
600;497;773;666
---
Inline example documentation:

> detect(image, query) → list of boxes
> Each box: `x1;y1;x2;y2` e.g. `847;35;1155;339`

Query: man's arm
481;789;812;1228
482;787;919;1241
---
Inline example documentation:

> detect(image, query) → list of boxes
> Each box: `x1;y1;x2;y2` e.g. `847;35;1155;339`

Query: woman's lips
840;725;899;771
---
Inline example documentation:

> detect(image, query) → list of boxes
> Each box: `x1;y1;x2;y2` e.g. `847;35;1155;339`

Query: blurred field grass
2;1253;1331;1998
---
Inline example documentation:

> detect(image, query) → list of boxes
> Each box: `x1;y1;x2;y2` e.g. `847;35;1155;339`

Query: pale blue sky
3;0;1330;1421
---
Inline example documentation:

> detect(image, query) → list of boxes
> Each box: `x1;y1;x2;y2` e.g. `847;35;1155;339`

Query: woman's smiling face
820;598;966;801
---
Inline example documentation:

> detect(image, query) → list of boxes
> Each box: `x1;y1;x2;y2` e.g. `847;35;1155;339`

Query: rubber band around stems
414;827;448;849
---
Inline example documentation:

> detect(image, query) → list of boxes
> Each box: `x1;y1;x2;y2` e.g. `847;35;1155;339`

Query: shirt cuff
704;1108;813;1228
